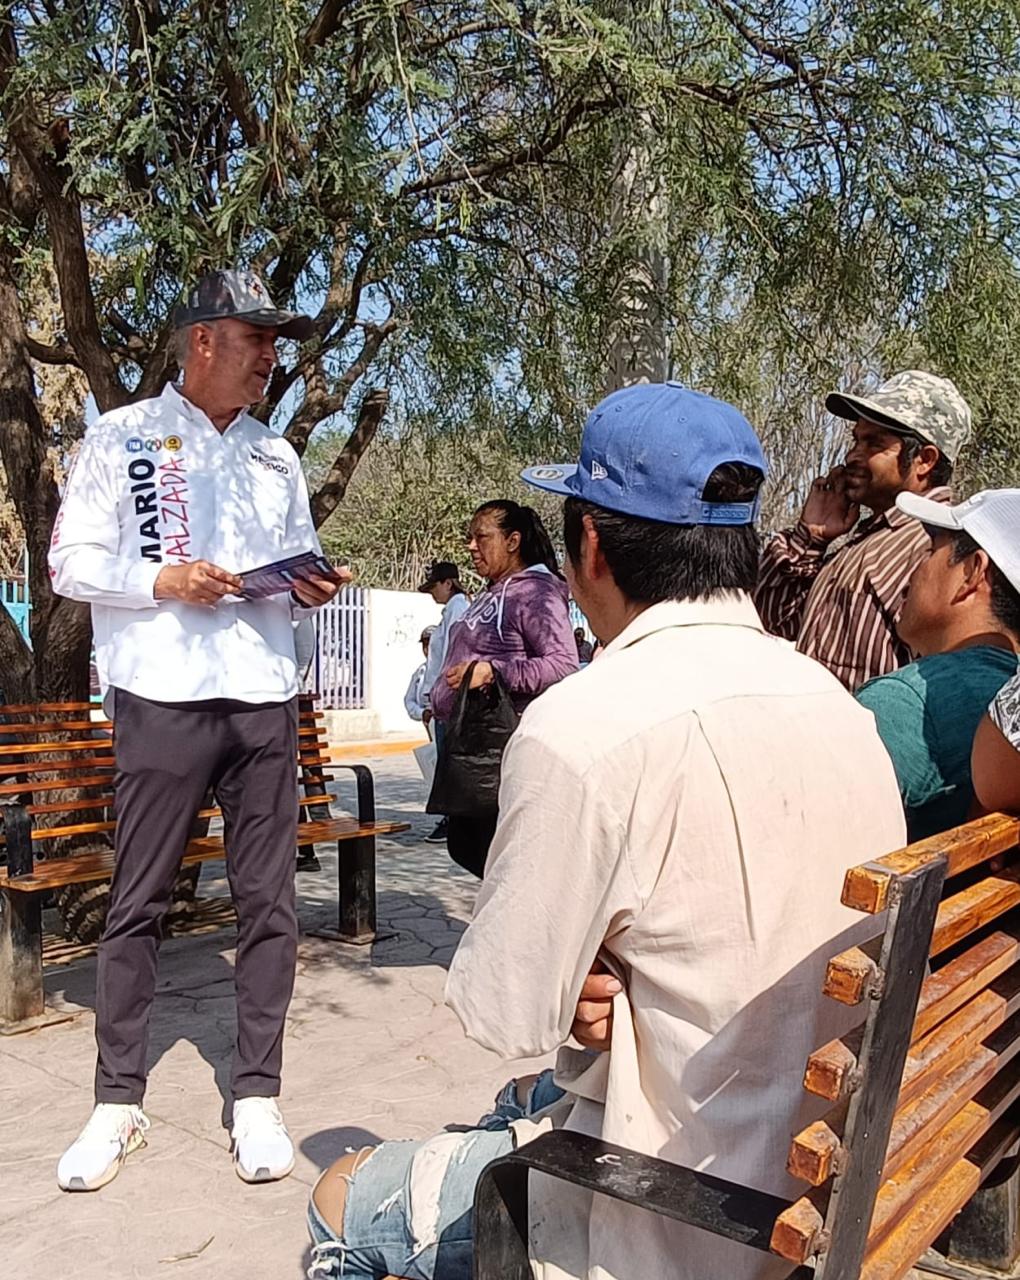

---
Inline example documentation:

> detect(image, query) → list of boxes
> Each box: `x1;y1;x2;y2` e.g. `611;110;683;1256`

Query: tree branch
309;387;389;528
306;0;358;48
135;321;175;400
107;308;152;361
283;315;399;456
414;20;512;57
25;335;82;367
709;0;823;82
403;95;619;196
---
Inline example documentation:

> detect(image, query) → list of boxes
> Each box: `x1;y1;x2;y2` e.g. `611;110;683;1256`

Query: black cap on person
417;561;460;592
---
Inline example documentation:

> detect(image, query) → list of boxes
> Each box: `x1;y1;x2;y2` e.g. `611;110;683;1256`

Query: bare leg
312;1148;407;1280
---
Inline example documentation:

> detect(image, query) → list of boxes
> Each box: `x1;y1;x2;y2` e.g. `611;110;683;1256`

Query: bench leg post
338;835;376;944
474;1158;532;1280
947;1144;1020;1273
297;766;331;872
0;889;44;1026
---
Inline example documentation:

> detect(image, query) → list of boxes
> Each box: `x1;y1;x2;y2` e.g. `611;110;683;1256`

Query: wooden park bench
0;695;409;1032
475;812;1020;1280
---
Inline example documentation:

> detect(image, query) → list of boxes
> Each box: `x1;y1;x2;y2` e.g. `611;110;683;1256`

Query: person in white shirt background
403;625;437;721
304;383;905;1280
416;559;470;843
49;268;347;1194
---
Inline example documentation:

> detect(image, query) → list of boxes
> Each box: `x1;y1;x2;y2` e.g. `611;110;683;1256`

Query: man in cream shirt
306;384;906;1280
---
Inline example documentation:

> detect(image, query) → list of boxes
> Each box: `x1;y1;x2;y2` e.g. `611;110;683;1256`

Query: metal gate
314;587;367;708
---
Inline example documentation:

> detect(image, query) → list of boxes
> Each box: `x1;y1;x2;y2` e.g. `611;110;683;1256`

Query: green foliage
2;0;1019;534
306;416;562;590
886;236;1020;492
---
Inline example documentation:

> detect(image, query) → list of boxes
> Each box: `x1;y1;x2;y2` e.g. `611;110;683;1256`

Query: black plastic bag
427;663;520;816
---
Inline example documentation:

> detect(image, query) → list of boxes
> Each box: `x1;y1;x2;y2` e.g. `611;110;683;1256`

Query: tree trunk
604;0;669;394
0;254;91;703
309;387;389;528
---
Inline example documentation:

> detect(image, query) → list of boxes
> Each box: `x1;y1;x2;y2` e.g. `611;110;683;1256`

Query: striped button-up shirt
755;487;951;691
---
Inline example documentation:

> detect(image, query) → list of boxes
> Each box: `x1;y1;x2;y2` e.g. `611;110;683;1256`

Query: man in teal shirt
855;488;1020;840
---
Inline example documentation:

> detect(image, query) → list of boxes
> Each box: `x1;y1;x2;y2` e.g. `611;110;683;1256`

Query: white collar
603;593;764;657
163;382;249;435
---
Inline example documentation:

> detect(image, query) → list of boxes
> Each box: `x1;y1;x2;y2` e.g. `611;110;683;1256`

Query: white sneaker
231;1097;295;1183
57;1103;150;1192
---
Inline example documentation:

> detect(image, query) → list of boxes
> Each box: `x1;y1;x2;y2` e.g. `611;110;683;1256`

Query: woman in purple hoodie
431;499;578;876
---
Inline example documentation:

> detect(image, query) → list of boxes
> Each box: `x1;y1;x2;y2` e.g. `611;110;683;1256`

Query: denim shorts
307;1071;565;1280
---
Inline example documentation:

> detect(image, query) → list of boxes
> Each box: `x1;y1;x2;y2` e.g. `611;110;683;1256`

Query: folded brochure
238;551;337;599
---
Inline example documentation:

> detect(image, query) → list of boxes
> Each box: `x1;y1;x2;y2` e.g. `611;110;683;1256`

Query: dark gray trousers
94;689;299;1105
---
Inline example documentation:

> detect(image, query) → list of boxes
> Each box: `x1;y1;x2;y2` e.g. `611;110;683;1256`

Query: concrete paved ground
0;754;544;1280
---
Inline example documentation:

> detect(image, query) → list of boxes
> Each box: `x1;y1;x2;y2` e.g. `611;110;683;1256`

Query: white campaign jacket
49;382;322;705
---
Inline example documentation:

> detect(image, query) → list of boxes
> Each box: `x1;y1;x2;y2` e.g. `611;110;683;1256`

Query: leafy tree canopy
0;0;1017;685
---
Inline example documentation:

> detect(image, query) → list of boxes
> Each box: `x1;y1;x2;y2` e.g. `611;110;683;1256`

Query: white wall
365;588;442;734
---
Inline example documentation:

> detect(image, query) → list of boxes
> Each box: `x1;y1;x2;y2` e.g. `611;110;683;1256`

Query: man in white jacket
49;269;344;1193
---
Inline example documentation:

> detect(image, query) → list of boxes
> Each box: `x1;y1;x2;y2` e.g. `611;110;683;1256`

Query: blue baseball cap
522;382;767;525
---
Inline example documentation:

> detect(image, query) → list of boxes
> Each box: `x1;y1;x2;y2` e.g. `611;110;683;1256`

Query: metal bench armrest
0;798;33;877
331;763;376;824
473;1129;811;1280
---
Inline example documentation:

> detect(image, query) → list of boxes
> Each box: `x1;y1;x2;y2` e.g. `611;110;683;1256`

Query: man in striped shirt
755;370;972;690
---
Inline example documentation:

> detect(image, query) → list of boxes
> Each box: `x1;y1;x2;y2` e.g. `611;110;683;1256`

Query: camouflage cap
826;370;972;463
173;268;313;341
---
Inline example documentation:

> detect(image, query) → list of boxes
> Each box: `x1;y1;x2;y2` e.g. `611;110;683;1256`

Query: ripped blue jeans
307;1071;565;1280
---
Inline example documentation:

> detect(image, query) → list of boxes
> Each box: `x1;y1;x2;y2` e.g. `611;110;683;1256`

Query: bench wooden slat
867;1059;1020;1257
0;772;114;797
792;992;1020;1185
787;1100;848;1186
0;721;322;745
931;867;1020;957
860;1119;1020;1280
803;1027;864;1102
21;793;334;820
0;751;330;780
23;818;116;841
914;925;1020;1041
842;814;1020;915
3;809;335;842
25;796;112;817
0;818;410;891
0;758;115;778
0;701;98;713
0;739;115;757
0;719;112;735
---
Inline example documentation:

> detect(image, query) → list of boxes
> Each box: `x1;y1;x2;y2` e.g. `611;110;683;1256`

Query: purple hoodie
431;566;579;721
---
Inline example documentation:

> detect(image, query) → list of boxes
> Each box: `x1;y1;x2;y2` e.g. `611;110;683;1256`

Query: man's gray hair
173;319;222;366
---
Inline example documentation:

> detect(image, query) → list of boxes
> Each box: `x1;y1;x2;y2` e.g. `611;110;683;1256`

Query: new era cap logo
590;459;608;480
